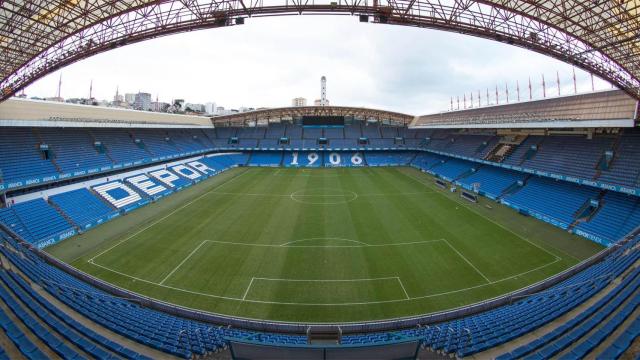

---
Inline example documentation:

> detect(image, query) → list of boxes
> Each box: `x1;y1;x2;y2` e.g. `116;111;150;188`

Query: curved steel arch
1;0;639;102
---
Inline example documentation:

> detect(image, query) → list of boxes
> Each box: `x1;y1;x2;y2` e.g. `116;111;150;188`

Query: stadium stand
38;127;113;174
303;127;323;139
133;129;181;158
0;199;74;246
573;192;640;246
365;151;415;166
501;177;601;230
148;169;193;190
265;123;286;138
0;207;31;242
368;138;396;148
329;138;358;148
2;126;640;199
0;124;638;248
515;135;614;180
248;152;283;166
410;152;448;171
92;181;148;212
324;127;344;139
125;174;172;199
257;138;280;148
0;128;59;184
430;158;475;181
215;127;237;139
49;188;119;229
598;132;640;188
1;122;640;359
283;151;323;167
90;129;151;165
456;166;527;200
497;266;640;359
597;316;640;359
362;123;382;138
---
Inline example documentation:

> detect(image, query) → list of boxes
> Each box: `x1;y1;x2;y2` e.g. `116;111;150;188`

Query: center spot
289;188;358;204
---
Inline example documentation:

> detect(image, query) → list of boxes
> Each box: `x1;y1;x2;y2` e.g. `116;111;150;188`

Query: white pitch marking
242;277;255;300
160;241;209;285
399;169;566;262
88;168;250;263
289;189;358;205
207;191;434;197
442;239;492;283
396;277;410;300
252;276;400;282
88;256;561;306
279;237;368;247
202;238;444;248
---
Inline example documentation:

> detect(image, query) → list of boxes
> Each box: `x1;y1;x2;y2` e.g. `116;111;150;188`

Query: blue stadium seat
248;152;283;166
0;199;73;245
49;188;118;229
502;177;600;229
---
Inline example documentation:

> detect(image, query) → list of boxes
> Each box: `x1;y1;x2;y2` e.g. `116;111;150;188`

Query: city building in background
134;92;151;111
151;101;170;112
205;102;217;115
292;97;307;107
124;93;136;105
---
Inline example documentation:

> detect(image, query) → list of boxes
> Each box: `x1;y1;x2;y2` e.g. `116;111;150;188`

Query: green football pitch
47;166;603;323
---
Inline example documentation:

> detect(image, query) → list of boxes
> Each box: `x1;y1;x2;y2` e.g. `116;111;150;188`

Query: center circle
290;188;358;205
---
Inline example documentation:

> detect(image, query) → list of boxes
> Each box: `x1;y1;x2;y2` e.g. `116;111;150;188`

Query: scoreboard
302;116;345;126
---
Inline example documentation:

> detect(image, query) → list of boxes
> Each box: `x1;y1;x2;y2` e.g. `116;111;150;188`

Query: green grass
46;167;603;323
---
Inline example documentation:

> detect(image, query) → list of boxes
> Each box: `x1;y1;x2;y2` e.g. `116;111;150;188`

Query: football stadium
1;2;640;360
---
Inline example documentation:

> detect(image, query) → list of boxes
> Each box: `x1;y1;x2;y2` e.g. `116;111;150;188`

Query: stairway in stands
485;135;528;163
568;190;608;231
30;128;62;174
87;129;117;165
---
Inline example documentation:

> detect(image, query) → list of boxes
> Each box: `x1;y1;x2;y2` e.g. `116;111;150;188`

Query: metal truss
1;0;639;102
210;105;415;126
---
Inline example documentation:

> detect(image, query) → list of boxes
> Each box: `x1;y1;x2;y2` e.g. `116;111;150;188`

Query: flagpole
505;82;509;104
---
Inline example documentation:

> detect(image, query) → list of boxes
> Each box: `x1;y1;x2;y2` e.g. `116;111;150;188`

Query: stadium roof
210;106;415;126
412;89;639;129
0;98;212;128
1;1;639;102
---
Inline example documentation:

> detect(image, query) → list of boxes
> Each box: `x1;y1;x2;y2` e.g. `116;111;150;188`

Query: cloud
24;15;612;115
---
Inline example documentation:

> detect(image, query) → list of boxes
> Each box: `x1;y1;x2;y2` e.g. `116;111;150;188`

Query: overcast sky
24;15;612;115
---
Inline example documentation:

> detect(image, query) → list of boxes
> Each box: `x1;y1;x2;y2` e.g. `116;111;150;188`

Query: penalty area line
396;277;410;300
442;239;492;284
159;241;209;285
86;256;561;306
243;278;255;300
398;169;569;262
